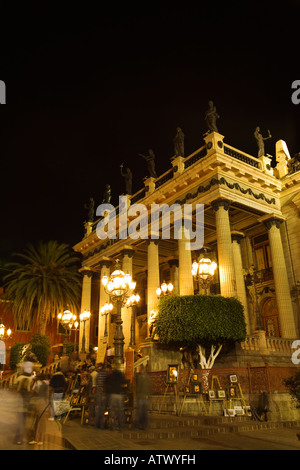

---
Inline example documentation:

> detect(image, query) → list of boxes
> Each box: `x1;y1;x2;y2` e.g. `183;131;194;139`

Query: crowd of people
6;351;152;445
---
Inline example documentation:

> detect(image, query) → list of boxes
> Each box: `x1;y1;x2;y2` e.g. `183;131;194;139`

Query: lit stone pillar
178;231;194;296
262;216;297;338
147;240;160;333
98;258;112;354
168;259;179;294
231;231;250;334
79;268;93;356
121;247;134;351
211;199;236;298
240;236;254;270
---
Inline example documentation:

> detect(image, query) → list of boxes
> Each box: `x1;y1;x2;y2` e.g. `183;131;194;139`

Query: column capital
211;198;231;212
168;258;179;268
120;246;134;258
146;239;159;246
98;257;113;270
79;267;94;278
231;231;245;244
258;214;285;230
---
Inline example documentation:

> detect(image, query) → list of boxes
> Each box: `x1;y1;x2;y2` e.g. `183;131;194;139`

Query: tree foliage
154;294;247;348
284;370;300;409
9;334;51;369
3;241;81;335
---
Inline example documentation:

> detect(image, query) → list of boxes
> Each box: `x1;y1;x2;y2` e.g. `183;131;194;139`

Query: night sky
0;2;299;269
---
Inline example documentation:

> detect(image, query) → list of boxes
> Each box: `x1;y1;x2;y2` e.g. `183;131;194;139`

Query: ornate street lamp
156;281;174;297
79;309;91;354
100;302;113;337
58;310;77;355
101;260;139;366
69;320;79;354
192;257;217;294
125;293;140;347
0;320;12;341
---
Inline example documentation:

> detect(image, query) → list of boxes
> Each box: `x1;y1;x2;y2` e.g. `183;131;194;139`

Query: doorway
261;297;280;337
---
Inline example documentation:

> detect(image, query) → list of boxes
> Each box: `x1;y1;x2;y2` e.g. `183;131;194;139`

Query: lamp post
0;320;12;341
69;320;79;354
57;310;77;355
100;303;113;337
191;257;217;294
156;281;174;298
125;293;140;347
101;260;139;367
79;310;91;354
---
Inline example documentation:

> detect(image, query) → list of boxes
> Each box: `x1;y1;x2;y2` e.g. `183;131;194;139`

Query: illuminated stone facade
74;132;300;363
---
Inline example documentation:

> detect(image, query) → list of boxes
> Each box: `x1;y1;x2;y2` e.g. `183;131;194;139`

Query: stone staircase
121;412;300;440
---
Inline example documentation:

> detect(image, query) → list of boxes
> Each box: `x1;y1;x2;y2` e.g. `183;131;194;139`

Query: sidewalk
61;413;300;451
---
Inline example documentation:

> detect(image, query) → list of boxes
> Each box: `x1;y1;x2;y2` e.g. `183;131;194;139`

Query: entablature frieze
74;134;285;261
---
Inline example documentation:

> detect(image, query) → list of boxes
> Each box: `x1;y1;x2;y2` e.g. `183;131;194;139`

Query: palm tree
3;241;82;335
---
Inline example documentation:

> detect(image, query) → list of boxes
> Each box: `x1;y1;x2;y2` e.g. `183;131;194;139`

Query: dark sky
0;2;299;265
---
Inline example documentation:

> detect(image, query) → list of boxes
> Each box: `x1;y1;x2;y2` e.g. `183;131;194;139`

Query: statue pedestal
258;155;273;176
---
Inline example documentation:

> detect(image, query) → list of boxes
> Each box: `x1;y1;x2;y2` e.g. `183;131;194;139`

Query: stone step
122;417;300;440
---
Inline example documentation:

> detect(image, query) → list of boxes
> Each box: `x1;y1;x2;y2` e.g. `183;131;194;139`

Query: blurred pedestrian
95;363;108;429
29;373;50;446
13;373;33;444
21;355;35;376
106;345;113;364
258;391;270;422
89;366;98;388
134;365;152;430
49;367;66;420
106;365;126;431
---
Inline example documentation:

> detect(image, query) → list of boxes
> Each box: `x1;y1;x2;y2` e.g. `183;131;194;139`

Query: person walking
106;365;126;431
29;373;50;446
13;373;33;444
49;367;66;420
134;365;152;430
95;363;109;429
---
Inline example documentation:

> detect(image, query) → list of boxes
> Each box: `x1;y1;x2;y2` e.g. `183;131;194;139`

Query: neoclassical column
79;267;93;356
98;258;112;354
168;259;179;294
121;247;134;351
261;215;297;338
178;230;194;296
211;199;236;298
147;240;160;332
231;231;250;334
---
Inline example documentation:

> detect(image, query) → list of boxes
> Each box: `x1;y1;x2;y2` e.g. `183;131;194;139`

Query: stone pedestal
139;340;182;372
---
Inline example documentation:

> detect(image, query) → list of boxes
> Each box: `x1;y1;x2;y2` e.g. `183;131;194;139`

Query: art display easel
158;364;180;415
63;375;90;424
228;380;251;417
159;382;179;415
179;369;207;417
208;375;229;416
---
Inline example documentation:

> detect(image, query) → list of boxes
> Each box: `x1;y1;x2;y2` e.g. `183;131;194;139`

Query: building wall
72;133;300;357
0;289;78;369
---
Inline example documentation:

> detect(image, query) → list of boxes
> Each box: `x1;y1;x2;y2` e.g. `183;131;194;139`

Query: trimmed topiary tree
153;294;246;389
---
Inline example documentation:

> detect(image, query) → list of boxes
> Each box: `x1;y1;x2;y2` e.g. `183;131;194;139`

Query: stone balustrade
0;358;62;389
241;335;294;355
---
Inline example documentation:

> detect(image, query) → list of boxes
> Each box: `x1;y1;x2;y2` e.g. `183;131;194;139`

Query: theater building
73;131;300;369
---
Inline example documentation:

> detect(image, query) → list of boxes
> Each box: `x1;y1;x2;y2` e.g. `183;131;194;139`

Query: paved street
1;408;300;451
61;416;300;451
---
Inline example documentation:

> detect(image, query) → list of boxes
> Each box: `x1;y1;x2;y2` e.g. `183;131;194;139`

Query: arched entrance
261;297;280;337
